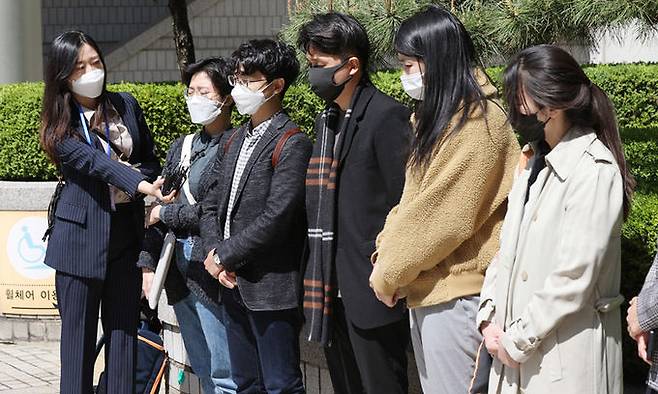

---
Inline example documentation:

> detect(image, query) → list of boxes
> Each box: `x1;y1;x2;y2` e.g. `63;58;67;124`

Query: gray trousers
410;296;482;394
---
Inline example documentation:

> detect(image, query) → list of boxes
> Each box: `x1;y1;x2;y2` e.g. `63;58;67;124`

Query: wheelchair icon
7;217;54;280
17;226;47;266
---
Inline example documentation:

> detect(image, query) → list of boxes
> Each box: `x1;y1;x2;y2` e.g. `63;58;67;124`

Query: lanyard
77;104;111;158
77;104;116;210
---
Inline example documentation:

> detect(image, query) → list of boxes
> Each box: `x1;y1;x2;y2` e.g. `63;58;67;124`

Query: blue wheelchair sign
6;217;54;280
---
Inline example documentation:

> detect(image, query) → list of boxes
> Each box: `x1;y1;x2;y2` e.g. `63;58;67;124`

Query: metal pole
0;0;43;83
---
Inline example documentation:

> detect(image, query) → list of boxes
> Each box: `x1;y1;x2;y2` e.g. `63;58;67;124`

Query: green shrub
281;83;325;137
477;64;658;130
370;71;412;106
622;193;658;302
109;83;192;163
2;64;657;181
586;64;658;129
621;192;658;383
0;83;54;181
0;82;195;181
622;127;658;195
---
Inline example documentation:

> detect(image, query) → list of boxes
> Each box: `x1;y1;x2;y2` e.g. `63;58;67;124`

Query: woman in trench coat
477;45;635;393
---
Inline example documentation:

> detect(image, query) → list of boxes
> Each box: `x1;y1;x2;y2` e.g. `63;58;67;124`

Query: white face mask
186;95;225;125
71;69;105;98
231;81;274;115
400;71;424;100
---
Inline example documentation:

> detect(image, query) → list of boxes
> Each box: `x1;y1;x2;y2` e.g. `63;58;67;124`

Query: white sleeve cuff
501;320;540;364
476;299;496;330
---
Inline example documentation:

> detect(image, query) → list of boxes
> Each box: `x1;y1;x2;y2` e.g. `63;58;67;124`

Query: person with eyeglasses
138;57;237;394
199;39;312;393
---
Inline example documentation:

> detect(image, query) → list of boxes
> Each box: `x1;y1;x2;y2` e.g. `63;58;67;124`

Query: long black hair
40;30;108;164
503;44;635;218
395;5;488;170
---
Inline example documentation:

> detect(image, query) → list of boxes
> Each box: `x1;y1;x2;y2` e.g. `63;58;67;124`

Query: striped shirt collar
246;110;281;138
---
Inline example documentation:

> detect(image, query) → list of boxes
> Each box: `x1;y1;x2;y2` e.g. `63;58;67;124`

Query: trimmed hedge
0;83;51;181
0;63;657;384
2;64;658;181
622;191;658;383
486;63;658;130
111;82;191;165
622;127;658;195
585;64;658;129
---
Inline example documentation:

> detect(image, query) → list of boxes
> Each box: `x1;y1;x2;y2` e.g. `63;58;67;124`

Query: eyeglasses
228;74;268;88
183;88;218;99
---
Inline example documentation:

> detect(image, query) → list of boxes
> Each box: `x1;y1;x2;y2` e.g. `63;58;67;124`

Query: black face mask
513;112;550;144
308;60;352;102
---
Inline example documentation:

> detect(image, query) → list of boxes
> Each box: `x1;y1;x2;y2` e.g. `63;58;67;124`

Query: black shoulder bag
42;172;65;242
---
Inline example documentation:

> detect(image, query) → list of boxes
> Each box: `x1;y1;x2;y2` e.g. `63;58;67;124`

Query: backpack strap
224;128;241;154
272;128;301;168
180;134;196;205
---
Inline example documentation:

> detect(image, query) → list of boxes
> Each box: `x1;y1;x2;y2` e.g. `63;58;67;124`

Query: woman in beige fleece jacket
369;6;519;393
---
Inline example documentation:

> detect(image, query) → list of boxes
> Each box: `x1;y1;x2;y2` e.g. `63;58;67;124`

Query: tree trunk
168;0;195;82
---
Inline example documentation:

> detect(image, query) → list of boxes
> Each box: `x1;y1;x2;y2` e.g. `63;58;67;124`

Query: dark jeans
324;298;409;394
222;287;304;394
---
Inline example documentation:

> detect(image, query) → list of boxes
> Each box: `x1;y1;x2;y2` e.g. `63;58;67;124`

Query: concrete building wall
41;0;170;62
34;2;658;84
39;0;288;83
590;22;658;64
107;0;289;82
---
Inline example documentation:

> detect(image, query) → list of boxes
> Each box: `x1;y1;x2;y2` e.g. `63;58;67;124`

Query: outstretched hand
152;178;176;203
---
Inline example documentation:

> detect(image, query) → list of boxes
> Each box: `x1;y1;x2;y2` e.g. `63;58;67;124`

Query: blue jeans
173;239;236;394
222;288;304;394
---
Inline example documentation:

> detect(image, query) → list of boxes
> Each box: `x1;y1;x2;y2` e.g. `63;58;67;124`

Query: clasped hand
204;249;237;289
481;322;520;369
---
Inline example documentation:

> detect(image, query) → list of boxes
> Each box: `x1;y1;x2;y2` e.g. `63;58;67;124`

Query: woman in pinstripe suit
39;31;173;394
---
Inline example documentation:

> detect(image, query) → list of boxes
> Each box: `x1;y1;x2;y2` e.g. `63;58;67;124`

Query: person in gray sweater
138;57;236;394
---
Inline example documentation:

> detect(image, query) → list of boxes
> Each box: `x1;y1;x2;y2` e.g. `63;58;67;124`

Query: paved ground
0;340;649;393
0;341;103;393
0;341;59;393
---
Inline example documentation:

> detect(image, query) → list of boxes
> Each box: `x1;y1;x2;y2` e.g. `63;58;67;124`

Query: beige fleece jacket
370;82;520;308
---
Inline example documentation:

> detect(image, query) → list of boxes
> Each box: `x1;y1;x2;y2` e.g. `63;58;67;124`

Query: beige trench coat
478;127;624;394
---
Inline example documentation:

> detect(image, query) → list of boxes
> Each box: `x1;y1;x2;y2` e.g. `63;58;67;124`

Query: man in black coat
299;13;412;394
200;39;312;394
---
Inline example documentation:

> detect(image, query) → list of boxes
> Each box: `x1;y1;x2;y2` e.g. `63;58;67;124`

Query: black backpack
95;320;168;394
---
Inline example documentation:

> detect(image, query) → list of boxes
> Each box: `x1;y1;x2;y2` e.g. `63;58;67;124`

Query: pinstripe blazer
44;92;161;279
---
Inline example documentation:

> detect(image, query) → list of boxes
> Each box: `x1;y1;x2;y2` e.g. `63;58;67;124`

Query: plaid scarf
303;88;360;345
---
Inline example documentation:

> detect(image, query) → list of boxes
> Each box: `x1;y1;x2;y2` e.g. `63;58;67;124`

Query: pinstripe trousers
55;206;142;394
